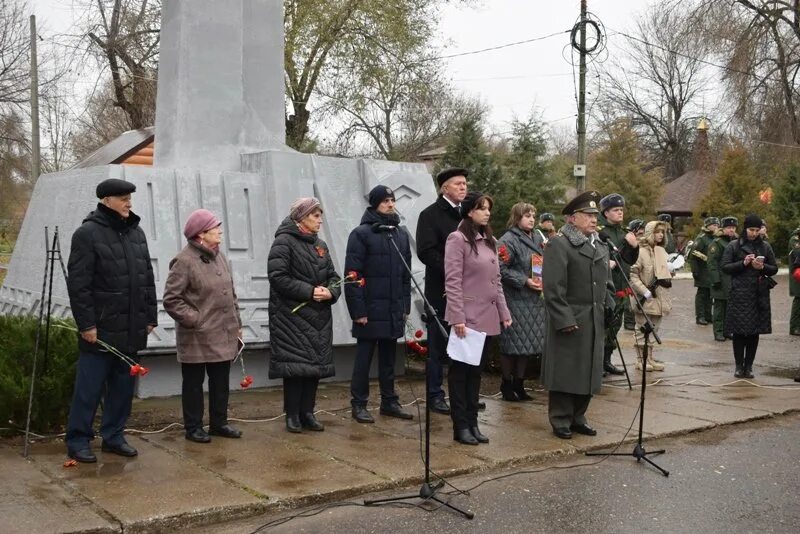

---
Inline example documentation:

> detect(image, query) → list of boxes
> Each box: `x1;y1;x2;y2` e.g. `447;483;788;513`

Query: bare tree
0;0;31;113
598;3;710;178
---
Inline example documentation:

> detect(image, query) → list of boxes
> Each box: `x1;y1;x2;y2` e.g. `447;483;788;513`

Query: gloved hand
656;278;672;289
643;290;652;300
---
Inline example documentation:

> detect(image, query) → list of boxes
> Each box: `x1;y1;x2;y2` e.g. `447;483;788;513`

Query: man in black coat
345;185;413;423
415;167;468;414
65;179;157;463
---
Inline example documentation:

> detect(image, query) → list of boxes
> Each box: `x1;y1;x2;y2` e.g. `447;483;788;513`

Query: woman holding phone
444;192;512;445
164;209;243;443
721;214;778;379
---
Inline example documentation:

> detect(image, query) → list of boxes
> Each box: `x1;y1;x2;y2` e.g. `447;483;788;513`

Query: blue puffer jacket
344;208;411;339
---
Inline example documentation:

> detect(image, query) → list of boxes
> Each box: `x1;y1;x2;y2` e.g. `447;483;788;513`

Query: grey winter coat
497;226;546;356
163;242;242;364
541;223;614;396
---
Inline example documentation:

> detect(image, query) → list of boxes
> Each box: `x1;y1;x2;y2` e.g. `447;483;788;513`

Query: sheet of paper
447;327;487;366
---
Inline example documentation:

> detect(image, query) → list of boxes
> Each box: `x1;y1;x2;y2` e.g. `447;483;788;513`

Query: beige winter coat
163;241;242;363
629;221;672;317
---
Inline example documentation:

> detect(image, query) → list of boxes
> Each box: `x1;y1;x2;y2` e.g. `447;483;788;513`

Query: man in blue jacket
345;185;413;422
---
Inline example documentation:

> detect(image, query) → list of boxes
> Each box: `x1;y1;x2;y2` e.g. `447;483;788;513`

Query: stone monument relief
0;0;437;396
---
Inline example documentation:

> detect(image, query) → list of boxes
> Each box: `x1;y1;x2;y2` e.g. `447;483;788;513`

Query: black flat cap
435;167;469;187
562;190;601;215
96;179;136;199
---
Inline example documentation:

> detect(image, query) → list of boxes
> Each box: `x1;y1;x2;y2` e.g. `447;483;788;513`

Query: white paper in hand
447;327;487;366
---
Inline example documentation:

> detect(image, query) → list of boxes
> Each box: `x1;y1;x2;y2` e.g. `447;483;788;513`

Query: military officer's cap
435;167;469;187
562;190;601;215
599;193;625;213
628;219;645;232
703;216;720;228
721;216;738;228
96;179;136;199
657;213;672;223
539;212;555;223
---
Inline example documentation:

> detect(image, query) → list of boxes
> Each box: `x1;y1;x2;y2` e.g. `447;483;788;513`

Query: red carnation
347;270;358;280
358;278;366;287
244;375;253;385
414;329;423;339
418;347;428;355
793;268;800;283
129;364;141;376
240;379;251;389
138;366;150;377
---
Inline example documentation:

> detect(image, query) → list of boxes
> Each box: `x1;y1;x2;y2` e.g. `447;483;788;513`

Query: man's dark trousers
65;350;136;452
351;338;399;407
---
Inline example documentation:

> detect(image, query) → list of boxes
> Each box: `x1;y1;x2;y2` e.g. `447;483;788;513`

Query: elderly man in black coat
65;179;157;463
415;167;469;414
345;185;413;423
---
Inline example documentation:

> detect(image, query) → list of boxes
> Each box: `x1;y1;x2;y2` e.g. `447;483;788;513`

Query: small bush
0;315;79;433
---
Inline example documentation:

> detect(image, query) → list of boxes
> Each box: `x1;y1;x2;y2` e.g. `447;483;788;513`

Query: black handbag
762;276;778;290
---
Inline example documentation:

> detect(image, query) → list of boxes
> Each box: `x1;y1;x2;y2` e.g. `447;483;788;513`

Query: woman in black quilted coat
721;214;778;379
268;197;341;433
497;203;546;401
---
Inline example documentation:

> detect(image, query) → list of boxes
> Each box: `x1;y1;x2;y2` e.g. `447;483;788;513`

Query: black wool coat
344;209;411;340
67;204;157;354
267;217;341;379
416;195;461;314
721;237;778;336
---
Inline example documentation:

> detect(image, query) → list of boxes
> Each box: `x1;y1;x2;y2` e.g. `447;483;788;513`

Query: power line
432;29;570;61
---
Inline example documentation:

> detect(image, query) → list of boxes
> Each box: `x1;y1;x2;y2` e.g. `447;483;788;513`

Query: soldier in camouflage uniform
657;214;677;254
707;217;738;341
688;217;719;325
598;194;639;376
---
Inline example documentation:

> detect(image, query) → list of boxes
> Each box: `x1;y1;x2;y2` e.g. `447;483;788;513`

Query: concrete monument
0;0;437;397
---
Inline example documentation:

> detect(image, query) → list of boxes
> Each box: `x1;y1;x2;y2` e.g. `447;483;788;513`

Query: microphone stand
363;226;473;519
586;238;669;477
602;239;633;390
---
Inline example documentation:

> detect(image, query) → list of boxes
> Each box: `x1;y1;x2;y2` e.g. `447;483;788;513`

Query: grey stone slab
141;421;385;500
29;436;260;527
0;445;117;534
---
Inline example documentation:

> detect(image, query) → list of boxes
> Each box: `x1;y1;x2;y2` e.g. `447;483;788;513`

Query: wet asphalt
197;414;800;534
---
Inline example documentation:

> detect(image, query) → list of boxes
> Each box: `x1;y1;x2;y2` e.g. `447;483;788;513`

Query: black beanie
368;185;395;208
743;213;763;230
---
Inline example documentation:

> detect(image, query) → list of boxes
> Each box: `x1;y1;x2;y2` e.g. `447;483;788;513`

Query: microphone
598;232;619;252
371;223;397;232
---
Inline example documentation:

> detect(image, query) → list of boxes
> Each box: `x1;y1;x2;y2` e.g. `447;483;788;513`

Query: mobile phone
755;256;765;261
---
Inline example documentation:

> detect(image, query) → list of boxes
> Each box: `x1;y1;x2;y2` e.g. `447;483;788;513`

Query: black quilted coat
344;208;411;339
497;226;546;356
721;236;778;336
67;204;157;354
267;217;341;379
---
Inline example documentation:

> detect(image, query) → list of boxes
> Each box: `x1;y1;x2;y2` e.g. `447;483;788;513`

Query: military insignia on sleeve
709;245;716;254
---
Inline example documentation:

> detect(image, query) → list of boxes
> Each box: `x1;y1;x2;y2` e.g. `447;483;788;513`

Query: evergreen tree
695;146;763;233
588;120;663;222
770;164;800;259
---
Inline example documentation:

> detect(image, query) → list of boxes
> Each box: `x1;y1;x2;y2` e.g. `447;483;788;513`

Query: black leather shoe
286;414;302;433
429;397;450;415
477;401;486;411
351;405;375;423
794;374;800;383
453;428;479;445
500;378;519;401
743;367;755;379
552;427;572;439
469;426;489;443
512;378;533;400
185;428;211;443
300;412;324;431
696;318;709;325
209;424;242;439
604;361;625;376
380;402;413;420
68;448;97;463
101;441;138;457
734;365;744;378
570;423;597;436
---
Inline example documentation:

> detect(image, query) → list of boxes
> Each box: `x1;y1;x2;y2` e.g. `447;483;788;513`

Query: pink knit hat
289;197;322;221
183;209;221;239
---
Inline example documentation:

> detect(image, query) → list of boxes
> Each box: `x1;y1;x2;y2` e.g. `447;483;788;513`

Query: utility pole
30;15;41;183
575;0;587;193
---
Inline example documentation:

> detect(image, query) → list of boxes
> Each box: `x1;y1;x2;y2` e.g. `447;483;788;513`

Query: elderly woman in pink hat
163;209;243;443
268;197;342;433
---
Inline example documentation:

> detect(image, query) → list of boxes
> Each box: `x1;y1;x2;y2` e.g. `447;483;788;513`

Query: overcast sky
30;0;656;140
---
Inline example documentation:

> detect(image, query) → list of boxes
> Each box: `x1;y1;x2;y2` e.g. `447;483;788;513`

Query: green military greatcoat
708;232;735;340
542;223;614;396
689;230;715;288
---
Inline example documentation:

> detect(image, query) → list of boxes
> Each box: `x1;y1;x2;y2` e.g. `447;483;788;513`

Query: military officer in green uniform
789;226;800;336
542;191;615;439
689;216;719;325
535;212;557;244
657;214;677;254
597;193;639;376
707;217;737;341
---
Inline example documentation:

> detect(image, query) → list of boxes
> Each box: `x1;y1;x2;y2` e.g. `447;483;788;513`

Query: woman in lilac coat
444;192;512;445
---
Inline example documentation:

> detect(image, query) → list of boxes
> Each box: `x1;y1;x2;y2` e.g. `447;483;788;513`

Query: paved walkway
2;278;799;533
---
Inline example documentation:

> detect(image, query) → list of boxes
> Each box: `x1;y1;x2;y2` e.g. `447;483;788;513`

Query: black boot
743;367;755;379
512;378;533;401
734;365;744;378
603;353;624;376
453;428;479;445
500;378;518;401
299;412;325;431
285;414;302;433
469;425;489;443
